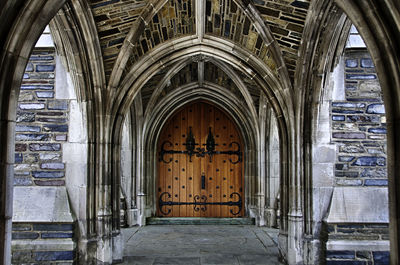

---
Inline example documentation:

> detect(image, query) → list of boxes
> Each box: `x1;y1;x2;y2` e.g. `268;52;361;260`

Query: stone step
146;217;255;225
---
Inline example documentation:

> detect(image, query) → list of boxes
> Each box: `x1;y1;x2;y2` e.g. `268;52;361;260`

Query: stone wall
12;223;75;264
332;50;387;187
325;50;389;264
12;48;76;264
14;49;68;187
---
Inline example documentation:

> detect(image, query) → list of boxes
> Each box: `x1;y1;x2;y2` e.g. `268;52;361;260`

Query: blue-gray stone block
29;143;61;151
345;86;357;91
43;124;68;132
21;85;54;90
40;163;65;170
368;128;387;134
12;232;39;240
48;100;68;110
345;59;358;68
16;112;35;122
41;232;73;239
332;102;365;108
15;153;23;163
15;125;41;132
338;156;355;162
19;103;45;110
361;58;374;68
14;177;33;186
12;224;32;231
346;69;364;73
347;115;380;123
32;171;64;178
352;156;386;166
30;55;54;61
348;98;380;103
373;251;389;265
366;104;385;114
36;64;55;72
346;74;376;80
335;164;344;170
332;109;363;114
335;171;359;178
360;168;387;178
37;117;67;123
33;224;73;231
327;261;365;265
36;91;54;98
332;132;366;139
34;251;74;261
365;179;388;186
16;134;49;141
332;115;345;121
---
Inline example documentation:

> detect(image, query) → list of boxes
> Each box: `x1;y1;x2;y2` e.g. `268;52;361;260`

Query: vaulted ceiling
51;0;317;119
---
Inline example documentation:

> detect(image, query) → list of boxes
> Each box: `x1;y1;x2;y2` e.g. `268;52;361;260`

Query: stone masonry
14;49;68;187
332;50;387;187
327;50;389;264
12;48;75;264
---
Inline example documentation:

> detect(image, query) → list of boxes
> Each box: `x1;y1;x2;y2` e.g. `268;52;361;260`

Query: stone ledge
13;186;75;223
326;187;388;223
327;240;389;251
12;239;75;251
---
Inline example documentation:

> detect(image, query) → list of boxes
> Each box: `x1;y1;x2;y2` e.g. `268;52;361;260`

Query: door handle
201;172;205;189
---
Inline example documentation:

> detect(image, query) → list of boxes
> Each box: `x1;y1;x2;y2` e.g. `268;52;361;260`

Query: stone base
12;239;75;264
326;240;389;264
126;209;139;227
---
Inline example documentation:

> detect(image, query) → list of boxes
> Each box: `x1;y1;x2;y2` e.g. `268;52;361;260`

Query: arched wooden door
157;102;244;217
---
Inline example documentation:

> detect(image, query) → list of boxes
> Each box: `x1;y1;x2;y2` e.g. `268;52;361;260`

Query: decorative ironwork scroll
158;192;242;215
159;127;242;164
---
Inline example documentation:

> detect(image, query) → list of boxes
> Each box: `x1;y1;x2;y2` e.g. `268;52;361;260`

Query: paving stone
238;254;281;265
121;225;282;265
201;254;239;265
121;256;155;265
153;257;200;264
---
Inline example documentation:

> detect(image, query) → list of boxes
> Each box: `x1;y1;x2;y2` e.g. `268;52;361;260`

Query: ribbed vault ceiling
60;0;311;117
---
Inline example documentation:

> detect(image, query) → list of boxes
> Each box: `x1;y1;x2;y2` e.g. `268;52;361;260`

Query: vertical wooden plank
213;107;221;217
194;102;202;217
157;128;166;216
205;104;217;217
180;108;188;217
172;113;180;216
187;103;194;217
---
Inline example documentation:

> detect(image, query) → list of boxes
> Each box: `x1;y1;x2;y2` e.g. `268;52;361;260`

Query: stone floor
120;225;283;265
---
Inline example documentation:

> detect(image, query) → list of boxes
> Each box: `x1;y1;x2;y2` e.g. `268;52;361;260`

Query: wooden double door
157;102;244;217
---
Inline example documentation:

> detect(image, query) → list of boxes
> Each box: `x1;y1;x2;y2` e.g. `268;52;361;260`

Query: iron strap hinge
158;192;242;216
159;127;242;164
